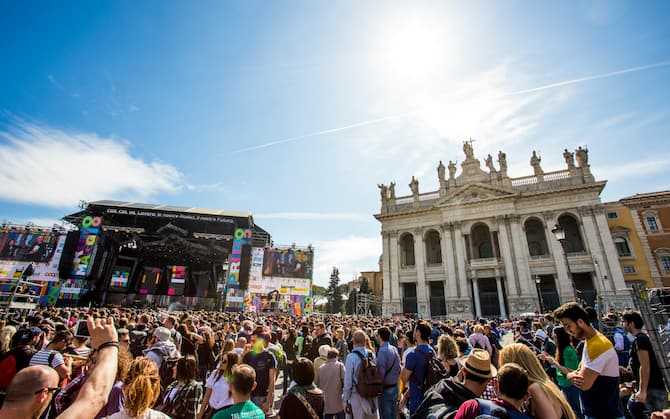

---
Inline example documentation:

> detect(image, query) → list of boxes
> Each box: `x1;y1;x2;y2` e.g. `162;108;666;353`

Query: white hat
153;327;171;342
535;329;548;341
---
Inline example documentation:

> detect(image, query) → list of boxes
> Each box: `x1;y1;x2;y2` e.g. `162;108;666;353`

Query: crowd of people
0;301;666;419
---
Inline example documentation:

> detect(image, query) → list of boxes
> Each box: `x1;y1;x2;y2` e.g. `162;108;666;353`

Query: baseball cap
153;327;171;342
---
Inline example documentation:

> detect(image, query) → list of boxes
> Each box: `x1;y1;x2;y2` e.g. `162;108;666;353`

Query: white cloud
311;235;381;286
596;154;670;182
0;120;183;208
255;212;370;221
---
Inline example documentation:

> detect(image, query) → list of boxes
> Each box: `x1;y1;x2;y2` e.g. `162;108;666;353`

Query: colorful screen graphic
168;265;186;296
138;267;162;295
247;246;314;315
109;270;130;291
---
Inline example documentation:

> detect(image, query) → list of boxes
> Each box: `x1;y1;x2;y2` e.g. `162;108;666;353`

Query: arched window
524;218;549;256
471;223;493;259
557;214;585;253
399;233;415;267
614;237;631;257
425;230;442;265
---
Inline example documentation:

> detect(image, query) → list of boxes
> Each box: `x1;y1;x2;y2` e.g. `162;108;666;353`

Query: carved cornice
577;206;592;216
591;204;605;215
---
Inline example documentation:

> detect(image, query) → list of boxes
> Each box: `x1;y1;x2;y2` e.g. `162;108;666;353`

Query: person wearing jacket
411;349;495;418
144;327;180;369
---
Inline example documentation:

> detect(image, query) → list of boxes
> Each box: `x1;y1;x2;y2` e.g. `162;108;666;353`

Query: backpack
615;330;631;366
151;349;180;392
413;348;448;392
0;346;35;388
473;339;483;350
129;329;148;358
353;350;384;398
475;398;532;419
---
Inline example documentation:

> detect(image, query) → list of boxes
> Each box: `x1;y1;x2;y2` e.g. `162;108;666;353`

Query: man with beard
554;302;624;419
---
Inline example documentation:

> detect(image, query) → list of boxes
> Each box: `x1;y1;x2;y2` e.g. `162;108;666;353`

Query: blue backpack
475;398;533;419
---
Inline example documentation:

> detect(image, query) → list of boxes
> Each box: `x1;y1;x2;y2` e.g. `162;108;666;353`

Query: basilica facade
375;143;631;319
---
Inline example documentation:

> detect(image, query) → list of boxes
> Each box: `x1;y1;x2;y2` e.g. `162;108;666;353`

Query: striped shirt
29;349;65;368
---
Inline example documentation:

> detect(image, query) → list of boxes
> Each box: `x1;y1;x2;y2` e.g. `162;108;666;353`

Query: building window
614;237;632;257
661;255;670;272
425;230;442;265
647;216;659;231
607;212;618;219
399;234;415;267
623;266;636;274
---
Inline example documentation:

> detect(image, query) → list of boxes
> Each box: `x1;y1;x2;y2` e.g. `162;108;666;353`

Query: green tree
326;267;343;314
312;284;327;297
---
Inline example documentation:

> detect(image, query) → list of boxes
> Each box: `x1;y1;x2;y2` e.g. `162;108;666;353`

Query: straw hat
461;348;497;379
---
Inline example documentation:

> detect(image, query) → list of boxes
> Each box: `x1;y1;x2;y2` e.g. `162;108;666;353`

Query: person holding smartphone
29;330;73;385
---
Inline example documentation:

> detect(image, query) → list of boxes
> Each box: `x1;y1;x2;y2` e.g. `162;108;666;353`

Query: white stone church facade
375;143;631;319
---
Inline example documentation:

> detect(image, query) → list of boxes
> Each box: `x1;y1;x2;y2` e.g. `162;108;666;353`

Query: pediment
438;183;519;205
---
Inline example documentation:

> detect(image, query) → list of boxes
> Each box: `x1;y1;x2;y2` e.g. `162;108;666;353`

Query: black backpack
150;349;180;393
353;351;384;398
475;398;533;419
414;348;448;392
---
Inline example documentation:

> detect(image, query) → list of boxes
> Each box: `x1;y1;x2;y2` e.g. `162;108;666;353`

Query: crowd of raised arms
0;302;667;419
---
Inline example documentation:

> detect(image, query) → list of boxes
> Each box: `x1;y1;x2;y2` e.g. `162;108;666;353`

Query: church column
413;228;429;317
592;205;627;292
389;231;401;313
382;231;392;307
579;206;605;296
544;212;573;300
496;276;507;318
472;273;482;318
509;215;533;294
453;222;469;299
496;216;519;296
442;223;458;298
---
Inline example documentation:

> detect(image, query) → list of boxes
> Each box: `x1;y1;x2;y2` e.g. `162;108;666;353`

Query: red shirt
454;398;524;419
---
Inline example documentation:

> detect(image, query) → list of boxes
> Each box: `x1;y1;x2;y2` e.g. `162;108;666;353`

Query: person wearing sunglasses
198;351;239;419
0;365;60;418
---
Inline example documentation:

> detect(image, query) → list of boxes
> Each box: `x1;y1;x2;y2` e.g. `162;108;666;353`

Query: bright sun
380;19;445;81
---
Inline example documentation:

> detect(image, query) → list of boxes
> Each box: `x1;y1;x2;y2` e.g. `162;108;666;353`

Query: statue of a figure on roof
437;161;446;183
575;146;589;167
463;140;474;159
389;181;396;199
564;148;575;168
485;154;496;173
530;150;544;176
377;183;388;201
409;176;419;195
448;160;457;180
498;151;507;174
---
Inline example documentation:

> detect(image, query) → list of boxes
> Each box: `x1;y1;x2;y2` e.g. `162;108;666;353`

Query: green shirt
212;400;264;419
556;345;579;387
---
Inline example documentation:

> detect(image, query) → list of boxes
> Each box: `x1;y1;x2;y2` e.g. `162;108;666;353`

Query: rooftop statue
498;151;507;174
485;154;496;173
575;146;589;167
463;140;474;160
409;176;419;195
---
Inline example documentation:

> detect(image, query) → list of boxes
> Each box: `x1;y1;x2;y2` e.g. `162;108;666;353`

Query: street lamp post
552;224;580;303
534;275;545;313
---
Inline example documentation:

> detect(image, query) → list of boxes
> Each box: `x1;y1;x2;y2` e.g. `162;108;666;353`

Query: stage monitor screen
168;265;187;296
138;267;162;295
108;270;130;292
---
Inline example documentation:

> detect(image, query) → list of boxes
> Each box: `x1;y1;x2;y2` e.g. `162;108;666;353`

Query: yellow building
603;201;654;288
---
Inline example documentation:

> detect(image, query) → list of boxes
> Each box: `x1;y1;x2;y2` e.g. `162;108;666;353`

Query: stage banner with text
224;228;252;311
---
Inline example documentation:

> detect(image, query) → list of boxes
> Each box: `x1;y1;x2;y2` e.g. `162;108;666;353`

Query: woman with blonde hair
499;343;576;419
437;334;460;377
198;351;239;419
109;356;168;418
0;325;16;355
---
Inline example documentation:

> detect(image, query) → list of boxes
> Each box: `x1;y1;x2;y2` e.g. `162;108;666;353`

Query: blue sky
1;1;669;286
